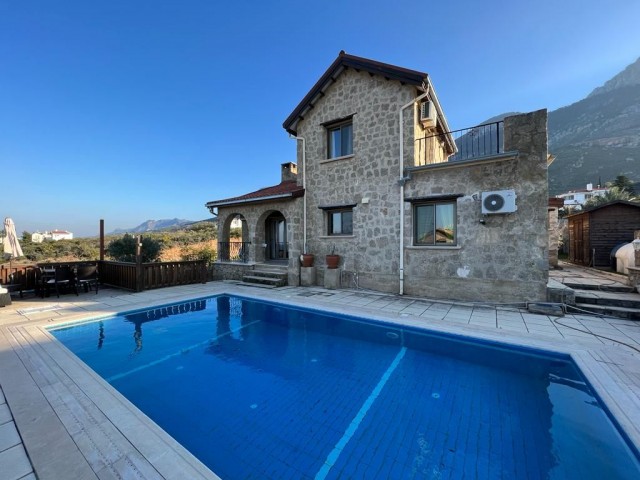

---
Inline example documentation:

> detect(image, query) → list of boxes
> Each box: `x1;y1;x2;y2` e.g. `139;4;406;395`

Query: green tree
609;174;636;195
583;186;637;209
107;234;161;262
180;245;217;264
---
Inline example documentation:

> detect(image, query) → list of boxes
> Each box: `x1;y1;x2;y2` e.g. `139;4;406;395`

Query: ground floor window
328;208;353;235
414;202;456;245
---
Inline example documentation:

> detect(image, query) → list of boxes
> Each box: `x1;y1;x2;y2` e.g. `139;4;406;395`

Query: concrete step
574;290;640;310
562;282;635;293
251;269;288;280
242;275;287;288
571;303;640;321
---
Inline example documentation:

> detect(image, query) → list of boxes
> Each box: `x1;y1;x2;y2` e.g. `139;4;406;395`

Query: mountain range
486;56;640;195
110;218;194;234
117;60;640;231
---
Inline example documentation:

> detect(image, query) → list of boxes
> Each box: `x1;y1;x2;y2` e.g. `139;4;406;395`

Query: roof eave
205;190;304;209
283;51;428;135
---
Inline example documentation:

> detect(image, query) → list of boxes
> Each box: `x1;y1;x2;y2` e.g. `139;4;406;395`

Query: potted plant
301;251;314;267
326;244;340;269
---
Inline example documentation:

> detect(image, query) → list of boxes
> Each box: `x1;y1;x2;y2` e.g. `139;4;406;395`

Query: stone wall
294;68;417;292
216;198;303;285
212;262;255;281
548;206;560;268
293;67;549;301
403;110;549;302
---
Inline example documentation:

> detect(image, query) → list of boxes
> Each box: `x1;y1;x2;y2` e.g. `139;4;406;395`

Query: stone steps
562;282;635;293
242;265;288;288
570;303;640;321
574;290;640;310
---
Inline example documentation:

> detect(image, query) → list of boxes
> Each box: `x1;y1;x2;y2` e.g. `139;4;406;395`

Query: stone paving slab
1;281;640;478
0;444;33;480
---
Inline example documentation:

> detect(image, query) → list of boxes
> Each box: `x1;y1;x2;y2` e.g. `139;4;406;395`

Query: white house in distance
31;229;74;243
557;183;609;209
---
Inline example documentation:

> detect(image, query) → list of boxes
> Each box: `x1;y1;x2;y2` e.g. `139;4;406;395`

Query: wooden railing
0;265;39;290
1;260;207;294
98;260;207;292
142;261;207;290
98;261;138;291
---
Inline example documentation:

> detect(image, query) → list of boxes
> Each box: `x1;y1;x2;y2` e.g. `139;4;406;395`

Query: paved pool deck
1;281;639;479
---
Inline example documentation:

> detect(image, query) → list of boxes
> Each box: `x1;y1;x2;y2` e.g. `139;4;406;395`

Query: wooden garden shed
567;200;640;267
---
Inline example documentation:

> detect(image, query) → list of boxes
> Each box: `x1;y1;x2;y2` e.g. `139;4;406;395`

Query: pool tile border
1;282;639;479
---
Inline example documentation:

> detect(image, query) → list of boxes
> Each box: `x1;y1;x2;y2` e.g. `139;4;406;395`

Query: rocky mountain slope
110;218;193;234
482;57;640;195
548;57;640;194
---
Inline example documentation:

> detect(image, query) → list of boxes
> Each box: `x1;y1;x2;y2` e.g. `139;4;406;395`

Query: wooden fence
0;265;39;291
99;260;207;291
1;260;207;294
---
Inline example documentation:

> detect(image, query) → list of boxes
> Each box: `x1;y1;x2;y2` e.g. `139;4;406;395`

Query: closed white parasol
3;217;24;269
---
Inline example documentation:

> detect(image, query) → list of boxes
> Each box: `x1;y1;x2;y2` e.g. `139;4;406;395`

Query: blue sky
1;0;639;237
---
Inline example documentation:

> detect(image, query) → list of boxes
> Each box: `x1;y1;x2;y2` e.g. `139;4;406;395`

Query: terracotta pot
326;254;340;269
301;254;314;267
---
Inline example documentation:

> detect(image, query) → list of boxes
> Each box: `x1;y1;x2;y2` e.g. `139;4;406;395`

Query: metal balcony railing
218;241;250;263
415;121;504;166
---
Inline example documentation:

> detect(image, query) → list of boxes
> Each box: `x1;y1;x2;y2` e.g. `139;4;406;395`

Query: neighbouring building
31;230;74;243
557;184;609;210
567;200;640;267
206;52;550;303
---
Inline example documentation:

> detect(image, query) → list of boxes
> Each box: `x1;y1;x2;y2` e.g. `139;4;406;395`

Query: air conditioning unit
481;190;517;214
419;101;437;127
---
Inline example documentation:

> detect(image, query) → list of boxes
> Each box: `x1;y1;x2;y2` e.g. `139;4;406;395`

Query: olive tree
107;234;161;262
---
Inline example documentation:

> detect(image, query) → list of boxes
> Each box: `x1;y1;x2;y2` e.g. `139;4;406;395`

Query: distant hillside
480;57;640;195
110;218;193;234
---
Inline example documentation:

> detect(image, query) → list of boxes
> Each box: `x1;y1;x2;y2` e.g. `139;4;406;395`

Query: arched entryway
264;212;288;262
220;214;250;262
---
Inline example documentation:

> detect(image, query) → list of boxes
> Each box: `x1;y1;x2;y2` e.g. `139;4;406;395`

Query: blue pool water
51;295;640;479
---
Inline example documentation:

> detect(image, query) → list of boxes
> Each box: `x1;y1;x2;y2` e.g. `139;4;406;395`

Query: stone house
207;52;549;302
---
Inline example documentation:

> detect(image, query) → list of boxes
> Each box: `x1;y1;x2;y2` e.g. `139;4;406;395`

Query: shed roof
205;180;304;210
567;200;640;218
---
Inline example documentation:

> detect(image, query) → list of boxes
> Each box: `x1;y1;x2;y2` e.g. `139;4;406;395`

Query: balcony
415;121;504;166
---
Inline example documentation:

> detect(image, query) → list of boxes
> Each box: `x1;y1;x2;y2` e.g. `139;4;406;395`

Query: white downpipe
398;89;429;295
290;135;307;253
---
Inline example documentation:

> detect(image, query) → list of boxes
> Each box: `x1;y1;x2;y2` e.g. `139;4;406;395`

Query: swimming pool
51;294;640;479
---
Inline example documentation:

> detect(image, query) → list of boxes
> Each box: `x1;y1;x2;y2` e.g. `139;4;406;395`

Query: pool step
242;267;288;288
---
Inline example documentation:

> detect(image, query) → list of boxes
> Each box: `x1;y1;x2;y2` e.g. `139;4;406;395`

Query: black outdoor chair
76;265;99;294
43;266;78;298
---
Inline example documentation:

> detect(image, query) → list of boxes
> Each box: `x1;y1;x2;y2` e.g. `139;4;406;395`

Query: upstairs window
414;202;456;246
327;120;353;159
328;208;353;235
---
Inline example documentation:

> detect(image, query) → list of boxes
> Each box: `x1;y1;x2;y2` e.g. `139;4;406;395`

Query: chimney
281;162;298;182
586;183;593;191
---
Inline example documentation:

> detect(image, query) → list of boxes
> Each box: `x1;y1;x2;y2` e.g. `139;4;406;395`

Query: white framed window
327;120;353;159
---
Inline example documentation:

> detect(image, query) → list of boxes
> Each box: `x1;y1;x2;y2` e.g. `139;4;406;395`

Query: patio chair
43;266;78;298
76;265;99;294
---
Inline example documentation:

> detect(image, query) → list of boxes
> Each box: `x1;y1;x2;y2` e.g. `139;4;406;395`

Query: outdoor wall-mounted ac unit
481;190;517;214
419;101;437;127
